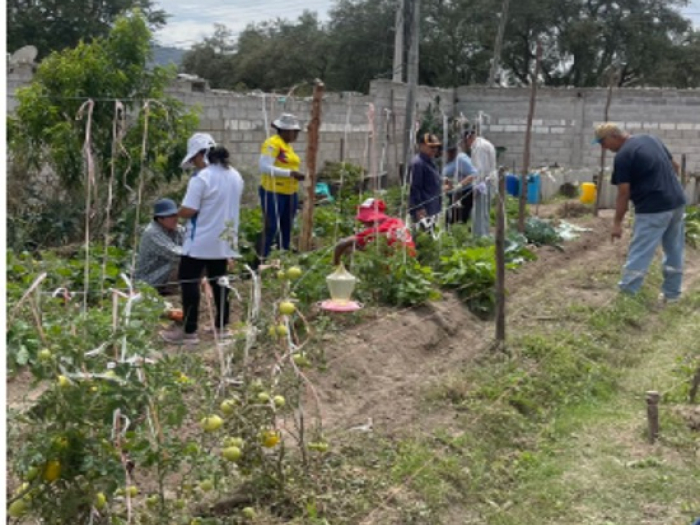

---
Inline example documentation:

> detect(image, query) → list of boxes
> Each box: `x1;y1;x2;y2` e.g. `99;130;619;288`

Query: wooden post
689;364;700;403
495;167;506;346
681;153;687;187
299;80;325;252
339;137;345;162
646;390;660;444
518;40;542;233
594;68;618;216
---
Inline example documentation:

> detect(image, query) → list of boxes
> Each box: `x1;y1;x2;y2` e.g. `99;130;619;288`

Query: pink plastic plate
319;299;363;312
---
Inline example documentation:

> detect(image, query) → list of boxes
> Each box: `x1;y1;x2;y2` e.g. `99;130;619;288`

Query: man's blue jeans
620;205;685;299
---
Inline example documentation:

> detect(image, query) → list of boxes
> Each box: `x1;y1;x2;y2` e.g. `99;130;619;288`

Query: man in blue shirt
409;133;443;221
594;122;686;302
443;142;477;224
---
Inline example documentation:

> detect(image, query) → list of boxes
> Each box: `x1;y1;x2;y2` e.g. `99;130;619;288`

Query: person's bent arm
179;207;197;219
150;230;183;259
259;155;305;180
333;237;358;265
612;183;630;240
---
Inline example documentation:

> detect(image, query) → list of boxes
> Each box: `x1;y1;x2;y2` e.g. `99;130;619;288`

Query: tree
8;11;198;248
499;0;697;87
178;0;700;92
324;0;396;92
181;25;238;89
7;0;167;59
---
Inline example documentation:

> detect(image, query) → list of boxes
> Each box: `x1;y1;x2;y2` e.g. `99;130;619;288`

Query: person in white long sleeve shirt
463;129;497;238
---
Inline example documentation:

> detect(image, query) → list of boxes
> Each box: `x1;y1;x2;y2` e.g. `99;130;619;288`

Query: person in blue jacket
409;133;443;222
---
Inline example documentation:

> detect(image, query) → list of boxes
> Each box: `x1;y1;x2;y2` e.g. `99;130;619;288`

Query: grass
388;271;700;524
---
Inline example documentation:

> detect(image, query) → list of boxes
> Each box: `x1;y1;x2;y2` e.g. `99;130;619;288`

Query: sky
154;0;335;48
154;0;700;49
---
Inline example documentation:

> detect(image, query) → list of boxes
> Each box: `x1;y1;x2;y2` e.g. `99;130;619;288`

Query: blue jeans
620;206;685;299
259;187;299;258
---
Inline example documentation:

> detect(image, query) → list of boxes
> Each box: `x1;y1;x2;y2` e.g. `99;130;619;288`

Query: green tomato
257;392;270;403
279;301;296;315
200;415;223;432
220;399;237;416
198;480;214;492
286;266;303;279
8;499;28;518
95;492;107;510
222;446;242;462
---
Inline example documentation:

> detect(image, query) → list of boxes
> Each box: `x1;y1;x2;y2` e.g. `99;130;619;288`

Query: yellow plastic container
326;263;358;304
580;182;597;204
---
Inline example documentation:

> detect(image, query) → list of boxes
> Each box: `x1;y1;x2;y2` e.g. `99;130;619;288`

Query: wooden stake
689;363;700;403
594;68;618;216
518;40;542;233
299;80;325;252
680;153;687;187
646;390;660;444
495;167;506;346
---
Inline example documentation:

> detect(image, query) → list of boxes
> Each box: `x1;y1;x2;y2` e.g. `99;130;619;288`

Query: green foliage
8;11;198;249
317;161;365;191
352;239;436;307
438;245;497;316
7;1;166;59
523;217;562;247
179;0;699;91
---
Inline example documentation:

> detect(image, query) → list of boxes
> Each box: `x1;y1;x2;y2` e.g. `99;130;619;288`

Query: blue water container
527;174;541;204
505;174;520;197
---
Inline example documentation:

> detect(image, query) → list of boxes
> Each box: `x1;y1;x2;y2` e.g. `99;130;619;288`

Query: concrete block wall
7;67;700;198
454;86;700;178
167;79;375;178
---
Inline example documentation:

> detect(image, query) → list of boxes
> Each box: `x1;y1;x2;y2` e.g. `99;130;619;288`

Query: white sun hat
181;132;216;168
272;113;302;131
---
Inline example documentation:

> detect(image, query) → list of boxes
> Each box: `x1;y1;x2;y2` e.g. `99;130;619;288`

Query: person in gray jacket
134;198;183;295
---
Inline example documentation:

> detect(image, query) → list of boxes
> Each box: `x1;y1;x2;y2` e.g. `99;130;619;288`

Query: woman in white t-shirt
161;133;244;345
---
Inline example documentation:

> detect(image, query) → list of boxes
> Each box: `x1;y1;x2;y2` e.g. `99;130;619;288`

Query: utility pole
518;40;542;233
488;0;510;86
392;0;404;83
402;0;420;187
594;67;618;216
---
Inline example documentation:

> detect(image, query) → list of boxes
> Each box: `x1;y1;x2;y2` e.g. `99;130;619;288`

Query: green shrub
438;245;497;316
352;239;436;307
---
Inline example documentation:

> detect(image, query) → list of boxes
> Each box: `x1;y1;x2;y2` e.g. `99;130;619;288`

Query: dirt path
307;211;634;437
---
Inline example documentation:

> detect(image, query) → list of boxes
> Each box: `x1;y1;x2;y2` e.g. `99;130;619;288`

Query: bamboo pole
299;80;325;252
495;167;506;346
518;40;542;233
594;68;618;216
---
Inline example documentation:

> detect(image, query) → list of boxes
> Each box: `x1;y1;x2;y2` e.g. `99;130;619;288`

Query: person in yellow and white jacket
258;113;306;259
